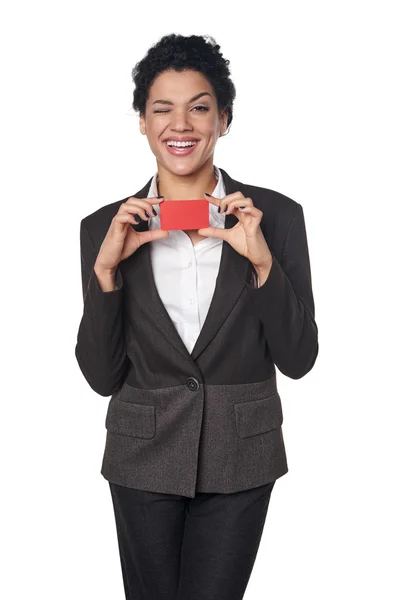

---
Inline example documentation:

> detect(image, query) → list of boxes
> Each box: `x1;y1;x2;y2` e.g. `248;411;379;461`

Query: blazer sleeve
74;219;129;396
245;203;319;379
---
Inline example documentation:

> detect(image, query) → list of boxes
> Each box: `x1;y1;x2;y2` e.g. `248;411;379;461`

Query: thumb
137;229;169;244
197;226;227;240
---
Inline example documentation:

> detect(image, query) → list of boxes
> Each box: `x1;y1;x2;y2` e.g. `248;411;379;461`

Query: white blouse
146;165;256;354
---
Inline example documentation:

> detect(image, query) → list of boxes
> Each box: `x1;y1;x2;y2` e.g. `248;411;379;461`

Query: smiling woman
74;32;318;600
134;49;234;191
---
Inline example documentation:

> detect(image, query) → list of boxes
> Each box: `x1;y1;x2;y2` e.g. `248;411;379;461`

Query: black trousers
108;479;276;600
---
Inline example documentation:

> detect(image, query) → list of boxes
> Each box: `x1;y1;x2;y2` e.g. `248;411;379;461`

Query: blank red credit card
159;199;210;230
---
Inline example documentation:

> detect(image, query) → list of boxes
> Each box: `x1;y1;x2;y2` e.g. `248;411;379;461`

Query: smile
164;141;199;156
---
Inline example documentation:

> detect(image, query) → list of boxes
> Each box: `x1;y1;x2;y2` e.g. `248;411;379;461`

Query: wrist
94;261;117;277
94;264;117;292
253;255;273;287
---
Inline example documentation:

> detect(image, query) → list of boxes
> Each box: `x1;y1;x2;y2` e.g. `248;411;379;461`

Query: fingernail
204;192;211;197
239;206;245;210
152;208;157;216
217;206;220;213
145;211;151;218
157;195;164;199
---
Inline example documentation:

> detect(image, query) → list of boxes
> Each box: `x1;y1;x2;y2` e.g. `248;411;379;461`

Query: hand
198;192;273;270
95;196;169;274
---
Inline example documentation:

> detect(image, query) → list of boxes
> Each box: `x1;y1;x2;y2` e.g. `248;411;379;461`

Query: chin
161;159;203;176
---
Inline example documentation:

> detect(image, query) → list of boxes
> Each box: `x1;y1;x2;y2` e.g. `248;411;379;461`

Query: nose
170;109;193;131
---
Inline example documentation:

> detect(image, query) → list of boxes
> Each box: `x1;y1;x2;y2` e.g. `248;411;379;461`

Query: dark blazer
75;167;318;498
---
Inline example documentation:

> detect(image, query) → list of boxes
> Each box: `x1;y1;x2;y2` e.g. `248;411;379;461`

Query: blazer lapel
122;168;253;363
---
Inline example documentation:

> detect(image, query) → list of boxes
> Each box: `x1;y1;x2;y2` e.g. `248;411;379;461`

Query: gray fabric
101;374;287;498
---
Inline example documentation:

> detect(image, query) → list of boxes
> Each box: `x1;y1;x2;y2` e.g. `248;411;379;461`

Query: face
139;69;228;176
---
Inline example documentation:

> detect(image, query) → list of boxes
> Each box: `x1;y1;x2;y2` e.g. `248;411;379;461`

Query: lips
163;137;200;143
164;140;199;156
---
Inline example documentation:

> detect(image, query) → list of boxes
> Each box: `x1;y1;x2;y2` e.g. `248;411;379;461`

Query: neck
156;160;218;200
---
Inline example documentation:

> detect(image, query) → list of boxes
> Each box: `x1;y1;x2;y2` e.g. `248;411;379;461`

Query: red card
159;199;210;230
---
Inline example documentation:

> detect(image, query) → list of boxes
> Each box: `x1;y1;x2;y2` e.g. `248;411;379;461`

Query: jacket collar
122;167;254;363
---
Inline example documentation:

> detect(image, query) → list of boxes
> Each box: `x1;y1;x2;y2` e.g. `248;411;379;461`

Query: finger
203;192;245;211
235;205;263;232
236;206;261;218
114;213;139;226
120;197;164;221
126;195;164;205
203;193;220;208
224;198;254;215
136;228;169;245
213;191;246;213
197;226;229;241
123;196;164;209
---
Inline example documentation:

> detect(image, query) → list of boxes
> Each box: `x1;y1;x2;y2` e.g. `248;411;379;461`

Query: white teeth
166;141;197;147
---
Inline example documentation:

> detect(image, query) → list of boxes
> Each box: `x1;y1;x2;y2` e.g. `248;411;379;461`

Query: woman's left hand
198;192;273;270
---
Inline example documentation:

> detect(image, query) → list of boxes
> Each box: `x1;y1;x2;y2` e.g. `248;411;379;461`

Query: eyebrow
152;92;212;106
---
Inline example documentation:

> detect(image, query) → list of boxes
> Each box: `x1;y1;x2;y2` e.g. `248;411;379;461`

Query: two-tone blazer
75;167;319;498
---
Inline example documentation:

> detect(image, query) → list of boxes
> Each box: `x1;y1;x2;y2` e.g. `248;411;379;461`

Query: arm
245;203;319;379
74;219;129;396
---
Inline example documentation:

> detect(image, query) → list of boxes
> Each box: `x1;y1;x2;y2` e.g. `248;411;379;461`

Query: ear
220;109;229;135
139;113;146;135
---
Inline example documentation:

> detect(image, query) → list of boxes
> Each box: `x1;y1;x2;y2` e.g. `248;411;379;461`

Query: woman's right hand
94;196;169;274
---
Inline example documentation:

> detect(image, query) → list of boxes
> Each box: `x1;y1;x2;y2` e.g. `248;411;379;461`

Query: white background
1;1;399;598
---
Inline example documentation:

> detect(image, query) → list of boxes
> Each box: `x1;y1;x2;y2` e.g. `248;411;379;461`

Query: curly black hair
131;34;236;135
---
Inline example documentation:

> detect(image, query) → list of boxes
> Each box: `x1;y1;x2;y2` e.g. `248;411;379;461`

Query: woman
75;33;318;600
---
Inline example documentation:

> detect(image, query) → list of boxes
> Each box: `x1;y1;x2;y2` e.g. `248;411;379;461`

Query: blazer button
186;377;199;391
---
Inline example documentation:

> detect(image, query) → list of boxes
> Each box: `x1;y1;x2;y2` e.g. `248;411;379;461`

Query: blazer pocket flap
105;400;156;439
234;392;283;438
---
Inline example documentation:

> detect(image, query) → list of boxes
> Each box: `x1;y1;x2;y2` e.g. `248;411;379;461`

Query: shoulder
237;174;302;216
220;168;301;221
240;180;301;220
